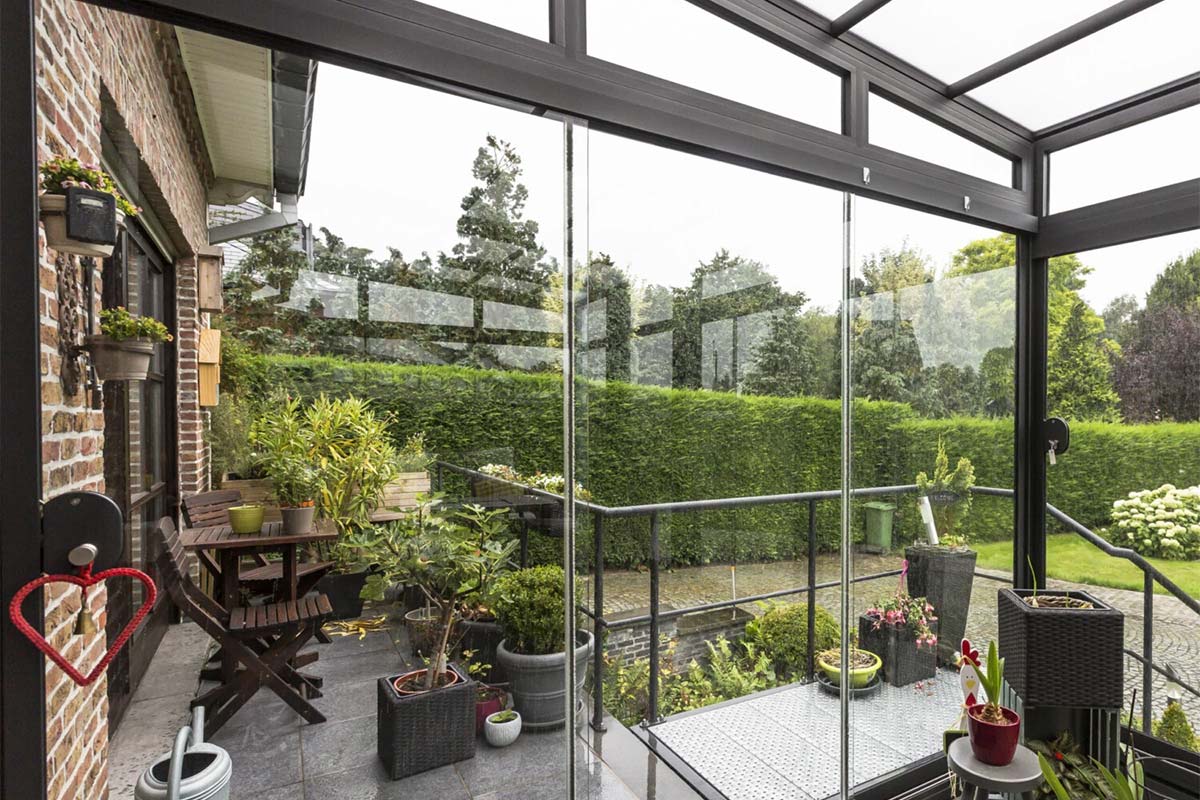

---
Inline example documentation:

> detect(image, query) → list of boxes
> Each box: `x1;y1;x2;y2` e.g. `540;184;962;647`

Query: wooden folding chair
152;517;333;737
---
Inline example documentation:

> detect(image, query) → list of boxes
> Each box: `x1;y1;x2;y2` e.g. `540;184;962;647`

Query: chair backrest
152;516;232;639
182;489;242;527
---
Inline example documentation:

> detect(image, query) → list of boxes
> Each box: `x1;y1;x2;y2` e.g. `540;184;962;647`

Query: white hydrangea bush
1109;484;1200;560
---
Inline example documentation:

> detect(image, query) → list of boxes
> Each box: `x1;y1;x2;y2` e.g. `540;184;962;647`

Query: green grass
974;534;1200;598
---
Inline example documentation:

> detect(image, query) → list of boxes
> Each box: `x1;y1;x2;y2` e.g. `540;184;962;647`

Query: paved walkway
592;552;1198;725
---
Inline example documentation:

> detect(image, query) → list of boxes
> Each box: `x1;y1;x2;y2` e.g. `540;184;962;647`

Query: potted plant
38;156;139;257
227;504;265;535
86;307;172;382
464;654;507;734
859;564;938;688
816;643;882;689
997;583;1124;709
484;709;522;748
347;498;514;780
270;454;319;535
967;640;1020;766
907;438;977;667
493;565;592;730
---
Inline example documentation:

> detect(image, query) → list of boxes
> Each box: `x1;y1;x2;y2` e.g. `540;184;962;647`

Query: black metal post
591;512;606;731
435;461;443;491
806;499;817;680
647;511;661;725
1015;230;1048;591
1143;572;1153;732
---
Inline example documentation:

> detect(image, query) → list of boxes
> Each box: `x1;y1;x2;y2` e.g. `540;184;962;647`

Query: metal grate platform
647;670;961;800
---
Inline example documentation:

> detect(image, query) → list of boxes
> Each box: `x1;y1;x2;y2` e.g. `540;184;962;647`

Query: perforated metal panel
651;670;962;800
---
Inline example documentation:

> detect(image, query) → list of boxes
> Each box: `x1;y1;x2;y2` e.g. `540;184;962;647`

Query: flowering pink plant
864;559;938;648
40;156;140;216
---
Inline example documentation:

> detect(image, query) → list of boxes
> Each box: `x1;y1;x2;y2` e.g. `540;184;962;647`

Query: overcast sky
299;0;1200;314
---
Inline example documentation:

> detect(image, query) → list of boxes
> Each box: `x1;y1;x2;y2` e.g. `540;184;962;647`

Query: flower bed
1109;483;1200;560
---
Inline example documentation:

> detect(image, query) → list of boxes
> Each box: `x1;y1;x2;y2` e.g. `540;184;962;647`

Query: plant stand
858;615;937;688
997;588;1123;708
377;664;475;780
905;544;977;667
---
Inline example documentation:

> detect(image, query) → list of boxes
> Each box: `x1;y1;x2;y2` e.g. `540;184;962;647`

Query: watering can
134;707;232;800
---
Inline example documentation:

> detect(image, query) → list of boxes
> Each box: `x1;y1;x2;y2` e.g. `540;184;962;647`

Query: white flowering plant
1109;484;1200;561
478;463;592;500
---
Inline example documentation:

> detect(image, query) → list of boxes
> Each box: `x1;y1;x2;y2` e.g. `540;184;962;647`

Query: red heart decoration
8;567;157;687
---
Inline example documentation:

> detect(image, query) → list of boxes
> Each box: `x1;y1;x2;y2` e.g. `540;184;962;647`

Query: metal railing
431;461;1198;732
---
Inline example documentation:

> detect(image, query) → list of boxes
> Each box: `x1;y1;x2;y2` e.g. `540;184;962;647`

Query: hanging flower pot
87;307;172;382
86;335;155;381
39;193;125;258
38;157;139;258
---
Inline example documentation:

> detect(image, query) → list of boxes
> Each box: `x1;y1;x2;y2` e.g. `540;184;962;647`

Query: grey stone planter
496;630;592;730
86;335;153;381
280;505;316;535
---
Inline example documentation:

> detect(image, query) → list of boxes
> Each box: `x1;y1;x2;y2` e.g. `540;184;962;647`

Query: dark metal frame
1;0;1197;798
0;0;47;797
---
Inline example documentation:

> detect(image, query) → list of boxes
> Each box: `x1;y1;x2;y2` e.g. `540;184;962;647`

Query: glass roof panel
1050;105;1200;214
854;0;1112;84
589;0;843;132
968;0;1200;130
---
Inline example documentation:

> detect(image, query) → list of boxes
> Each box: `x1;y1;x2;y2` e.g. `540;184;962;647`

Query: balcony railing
431;461;1199;733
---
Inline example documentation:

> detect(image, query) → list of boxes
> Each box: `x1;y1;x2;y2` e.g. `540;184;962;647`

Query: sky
297;0;1200;315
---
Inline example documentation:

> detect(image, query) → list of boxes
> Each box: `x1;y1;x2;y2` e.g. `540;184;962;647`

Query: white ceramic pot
483;711;521;748
39;193;124;258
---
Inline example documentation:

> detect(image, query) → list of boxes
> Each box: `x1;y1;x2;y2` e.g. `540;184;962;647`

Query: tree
583;254;633;382
1113;304;1200;422
741;307;817;397
1047;300;1120;422
1145;249;1200;311
1100;294;1139;348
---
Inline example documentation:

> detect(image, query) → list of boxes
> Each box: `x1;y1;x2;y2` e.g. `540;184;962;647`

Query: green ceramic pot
818;648;882;689
228;504;264;534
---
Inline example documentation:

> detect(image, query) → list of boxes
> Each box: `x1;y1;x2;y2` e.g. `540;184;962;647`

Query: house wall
34;2;213;798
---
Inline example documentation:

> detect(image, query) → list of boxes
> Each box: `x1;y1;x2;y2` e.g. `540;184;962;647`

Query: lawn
974;534;1200;598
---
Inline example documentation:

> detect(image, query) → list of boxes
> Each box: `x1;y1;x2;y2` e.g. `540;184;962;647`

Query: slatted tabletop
180;519;338;550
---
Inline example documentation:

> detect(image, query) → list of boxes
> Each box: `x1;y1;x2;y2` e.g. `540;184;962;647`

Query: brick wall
35;2;212;799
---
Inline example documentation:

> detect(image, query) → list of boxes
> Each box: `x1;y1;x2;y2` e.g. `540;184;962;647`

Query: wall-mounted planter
39;193;123;258
86;335;153;381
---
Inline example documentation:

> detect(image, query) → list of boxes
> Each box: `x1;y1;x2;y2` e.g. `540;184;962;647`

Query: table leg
282;544;298;603
220;549;240;683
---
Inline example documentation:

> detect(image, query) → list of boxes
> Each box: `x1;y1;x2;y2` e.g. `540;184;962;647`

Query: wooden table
181;520;338;681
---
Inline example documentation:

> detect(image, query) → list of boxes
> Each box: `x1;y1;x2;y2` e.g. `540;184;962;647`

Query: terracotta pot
86;335;154;381
391;668;463;695
967;703;1021;766
39;193;124;258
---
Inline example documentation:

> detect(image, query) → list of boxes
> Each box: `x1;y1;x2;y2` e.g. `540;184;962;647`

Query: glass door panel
848;197;1017;793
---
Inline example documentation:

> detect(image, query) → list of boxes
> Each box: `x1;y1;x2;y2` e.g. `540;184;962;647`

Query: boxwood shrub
743;602;841;680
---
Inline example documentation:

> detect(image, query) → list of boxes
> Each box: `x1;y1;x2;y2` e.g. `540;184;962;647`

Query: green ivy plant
40;156;140;216
916;437;976;546
98;307;172;343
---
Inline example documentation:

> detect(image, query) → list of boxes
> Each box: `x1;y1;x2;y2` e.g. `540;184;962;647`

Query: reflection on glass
369;283;474;327
849;197;1015;792
1045;231;1200;736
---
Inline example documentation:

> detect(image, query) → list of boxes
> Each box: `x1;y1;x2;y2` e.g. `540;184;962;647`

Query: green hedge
237;354;1200;567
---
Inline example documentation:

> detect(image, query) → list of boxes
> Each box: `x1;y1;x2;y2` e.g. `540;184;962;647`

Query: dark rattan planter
858;615;937;688
905;544;977;668
997;588;1124;709
377;663;475;780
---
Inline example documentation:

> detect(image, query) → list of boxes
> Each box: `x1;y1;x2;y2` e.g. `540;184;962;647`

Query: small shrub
1109;484;1200;560
99;306;172;342
743;602;840;680
1153;702;1198;752
493;566;581;655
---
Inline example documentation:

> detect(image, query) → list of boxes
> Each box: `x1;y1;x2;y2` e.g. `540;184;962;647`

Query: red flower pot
967;704;1021;766
475;686;507;734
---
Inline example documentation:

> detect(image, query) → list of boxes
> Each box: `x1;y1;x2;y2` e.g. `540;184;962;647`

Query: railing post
1143;571;1153;732
648;511;661;725
592;513;606;731
435;461;443;492
807;499;817;681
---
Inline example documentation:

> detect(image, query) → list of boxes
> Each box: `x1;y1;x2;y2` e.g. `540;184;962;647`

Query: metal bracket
42;491;124;574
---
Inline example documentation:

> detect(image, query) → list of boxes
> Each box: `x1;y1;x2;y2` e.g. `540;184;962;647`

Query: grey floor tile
304;761;469;800
108;696;196;797
306;629;396;661
253;783;306;800
309;677;379;724
309;648;407;685
222;729;303;798
301;713;376;779
455;730;572;796
215;693;307;736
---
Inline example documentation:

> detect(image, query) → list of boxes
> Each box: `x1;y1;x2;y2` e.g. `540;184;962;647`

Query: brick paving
589;551;1198;727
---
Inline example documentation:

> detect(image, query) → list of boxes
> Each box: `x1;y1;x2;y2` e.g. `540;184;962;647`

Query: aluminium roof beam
828;0;892;37
945;0;1165;98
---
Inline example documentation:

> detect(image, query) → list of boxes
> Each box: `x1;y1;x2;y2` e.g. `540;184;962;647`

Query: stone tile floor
109;610;693;800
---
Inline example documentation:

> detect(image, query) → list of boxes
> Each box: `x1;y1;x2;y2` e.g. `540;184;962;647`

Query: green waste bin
863;501;896;553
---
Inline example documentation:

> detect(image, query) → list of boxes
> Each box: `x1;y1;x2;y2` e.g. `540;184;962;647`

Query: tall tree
741;307;817;397
1047;300;1120;422
1145;249;1200;311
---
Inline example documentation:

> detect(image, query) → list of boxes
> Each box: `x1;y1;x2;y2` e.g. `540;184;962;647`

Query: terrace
3;2;1200;800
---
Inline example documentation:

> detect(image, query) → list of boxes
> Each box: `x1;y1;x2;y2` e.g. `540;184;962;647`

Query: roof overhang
175;27;316;206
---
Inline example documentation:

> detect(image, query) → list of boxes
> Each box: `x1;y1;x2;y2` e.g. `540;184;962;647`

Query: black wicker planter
459;617;506;683
315;570;369;620
377;664;476;780
997;588;1124;709
858;615;937;688
905;544;977;667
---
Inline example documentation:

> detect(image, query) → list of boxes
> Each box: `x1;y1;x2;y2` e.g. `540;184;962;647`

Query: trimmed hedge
239;354;1200;568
